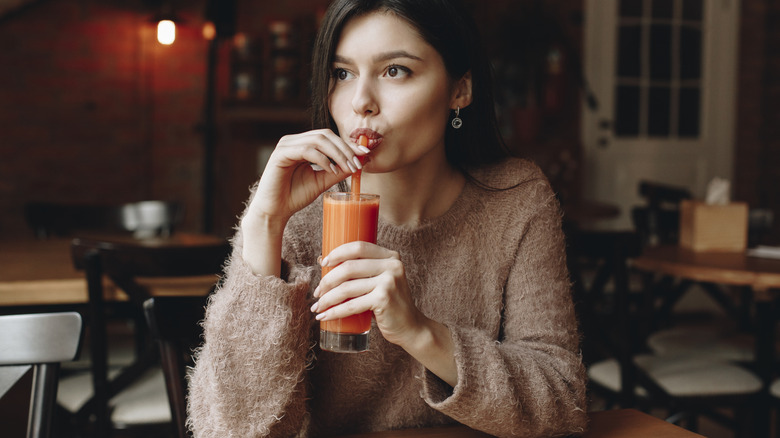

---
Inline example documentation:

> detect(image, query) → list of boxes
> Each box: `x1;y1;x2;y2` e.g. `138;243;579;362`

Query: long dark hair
310;0;512;173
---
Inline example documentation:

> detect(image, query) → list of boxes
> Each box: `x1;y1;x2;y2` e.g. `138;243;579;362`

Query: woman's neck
361;161;466;227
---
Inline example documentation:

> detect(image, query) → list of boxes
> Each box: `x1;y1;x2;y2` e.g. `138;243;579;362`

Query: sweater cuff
419;325;475;412
221;251;315;311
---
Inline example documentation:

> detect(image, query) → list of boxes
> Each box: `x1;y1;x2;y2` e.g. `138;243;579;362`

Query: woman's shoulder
467;157;554;203
469;157;549;189
464;158;559;222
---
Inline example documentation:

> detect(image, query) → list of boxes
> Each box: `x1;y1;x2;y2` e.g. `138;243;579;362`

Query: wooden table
0;234;227;308
337;409;702;437
633;244;780;437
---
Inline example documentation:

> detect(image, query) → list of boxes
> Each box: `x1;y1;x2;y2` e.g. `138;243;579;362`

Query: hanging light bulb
157;19;176;45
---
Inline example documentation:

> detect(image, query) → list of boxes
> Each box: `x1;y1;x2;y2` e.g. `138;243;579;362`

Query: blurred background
3;2;780;437
0;0;777;241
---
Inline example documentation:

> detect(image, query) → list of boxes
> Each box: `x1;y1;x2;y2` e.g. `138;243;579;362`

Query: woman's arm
187;224;316;437
188;129;368;437
419;186;589;438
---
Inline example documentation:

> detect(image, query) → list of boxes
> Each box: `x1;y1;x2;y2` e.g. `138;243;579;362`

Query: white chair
645;324;754;363
0;312;82;438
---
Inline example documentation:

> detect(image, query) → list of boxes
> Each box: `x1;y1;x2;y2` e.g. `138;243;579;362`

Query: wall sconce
150;1;180;45
157;19;176;45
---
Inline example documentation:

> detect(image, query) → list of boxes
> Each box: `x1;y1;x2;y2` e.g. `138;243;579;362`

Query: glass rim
324;192;379;201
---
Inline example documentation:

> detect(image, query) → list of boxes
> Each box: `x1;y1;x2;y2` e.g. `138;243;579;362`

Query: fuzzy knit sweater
187;157;588;438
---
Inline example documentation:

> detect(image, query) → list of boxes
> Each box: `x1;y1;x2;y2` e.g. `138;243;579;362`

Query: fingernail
310;301;319;313
315;312;326;321
358;146;370;154
353;156;362;169
330;163;339;174
313;286;320;297
347;161;357;173
320;257;328;267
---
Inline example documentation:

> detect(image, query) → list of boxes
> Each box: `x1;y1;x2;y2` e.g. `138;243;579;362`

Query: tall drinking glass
320;192;380;353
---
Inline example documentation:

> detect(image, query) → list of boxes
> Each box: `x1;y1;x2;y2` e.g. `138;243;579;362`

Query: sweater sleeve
187;224;316;438
419;185;589;438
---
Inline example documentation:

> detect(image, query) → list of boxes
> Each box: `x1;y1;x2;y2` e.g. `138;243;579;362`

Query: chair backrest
631;181;692;247
0;312;82;438
143;296;209;438
566;229;641;406
25;201;184;239
69;238;229;435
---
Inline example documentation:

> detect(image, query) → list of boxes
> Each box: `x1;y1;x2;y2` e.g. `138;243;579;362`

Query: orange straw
352;135;367;195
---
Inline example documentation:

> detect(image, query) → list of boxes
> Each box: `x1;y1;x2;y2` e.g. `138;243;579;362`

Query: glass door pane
613;0;703;139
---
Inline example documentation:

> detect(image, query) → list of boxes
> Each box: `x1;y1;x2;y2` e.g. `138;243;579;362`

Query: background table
336;409;703;437
633;244;780;437
0;234;226;308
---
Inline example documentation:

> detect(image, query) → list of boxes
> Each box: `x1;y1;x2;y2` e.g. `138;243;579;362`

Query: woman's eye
385;65;410;78
332;68;352;81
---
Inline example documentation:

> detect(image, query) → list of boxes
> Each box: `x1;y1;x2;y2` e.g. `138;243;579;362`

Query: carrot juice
320;192;379;353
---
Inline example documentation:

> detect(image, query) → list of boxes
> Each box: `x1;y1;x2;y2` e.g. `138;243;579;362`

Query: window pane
618;25;642;78
679;87;700;137
615;86;641;136
682;0;703;20
652;0;674;18
650;25;672;80
648;86;671;136
680;26;702;80
620;0;644;18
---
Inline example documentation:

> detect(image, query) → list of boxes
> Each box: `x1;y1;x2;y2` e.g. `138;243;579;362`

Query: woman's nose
352;77;379;116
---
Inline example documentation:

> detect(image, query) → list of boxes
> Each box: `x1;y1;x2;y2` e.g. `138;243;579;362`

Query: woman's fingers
251;129;371;221
311;276;376;318
277;130;364;174
321;241;398;270
313;248;402;319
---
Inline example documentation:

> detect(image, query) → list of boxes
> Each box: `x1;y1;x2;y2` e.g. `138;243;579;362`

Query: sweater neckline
377;179;479;246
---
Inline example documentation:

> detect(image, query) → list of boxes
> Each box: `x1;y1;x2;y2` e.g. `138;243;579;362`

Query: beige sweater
188;158;588;437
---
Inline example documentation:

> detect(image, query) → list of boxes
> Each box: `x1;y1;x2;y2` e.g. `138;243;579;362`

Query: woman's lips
350;129;382;150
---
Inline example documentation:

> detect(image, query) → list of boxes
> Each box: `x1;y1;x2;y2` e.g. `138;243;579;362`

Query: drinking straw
351;135;367;195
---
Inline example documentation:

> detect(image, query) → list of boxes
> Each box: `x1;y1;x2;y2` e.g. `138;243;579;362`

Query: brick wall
0;0;209;236
1;0;778;243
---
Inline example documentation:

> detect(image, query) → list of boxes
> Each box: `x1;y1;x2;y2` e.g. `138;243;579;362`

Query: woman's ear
450;71;473;110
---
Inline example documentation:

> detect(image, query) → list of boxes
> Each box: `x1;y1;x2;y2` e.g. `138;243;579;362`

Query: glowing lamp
202;21;216;41
157;19;176;45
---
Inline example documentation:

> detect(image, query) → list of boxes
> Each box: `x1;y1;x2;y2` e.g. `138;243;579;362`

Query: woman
188;0;588;437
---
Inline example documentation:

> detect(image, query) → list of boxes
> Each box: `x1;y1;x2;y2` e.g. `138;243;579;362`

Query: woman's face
328;11;456;174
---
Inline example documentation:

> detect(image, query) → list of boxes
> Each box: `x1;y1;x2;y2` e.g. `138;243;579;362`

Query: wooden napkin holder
679;200;748;252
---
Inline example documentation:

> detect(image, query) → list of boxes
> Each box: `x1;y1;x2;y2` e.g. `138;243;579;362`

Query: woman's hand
250;129;365;225
312;241;425;346
313;241;458;385
240;129;367;277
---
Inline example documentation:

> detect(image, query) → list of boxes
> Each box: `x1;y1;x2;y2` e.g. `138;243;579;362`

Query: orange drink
320;192;379;353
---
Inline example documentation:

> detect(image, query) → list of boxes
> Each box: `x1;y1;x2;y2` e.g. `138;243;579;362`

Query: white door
582;0;740;230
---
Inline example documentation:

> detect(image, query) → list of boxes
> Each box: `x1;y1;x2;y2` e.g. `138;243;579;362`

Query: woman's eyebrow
333;50;423;65
373;50;423;63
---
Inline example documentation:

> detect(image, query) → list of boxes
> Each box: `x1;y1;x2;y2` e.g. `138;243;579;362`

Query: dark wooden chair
25;201;184;240
566;229;641;390
65;237;229;437
631;181;692;248
0;312;82;438
572;231;762;436
143;296;210;438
